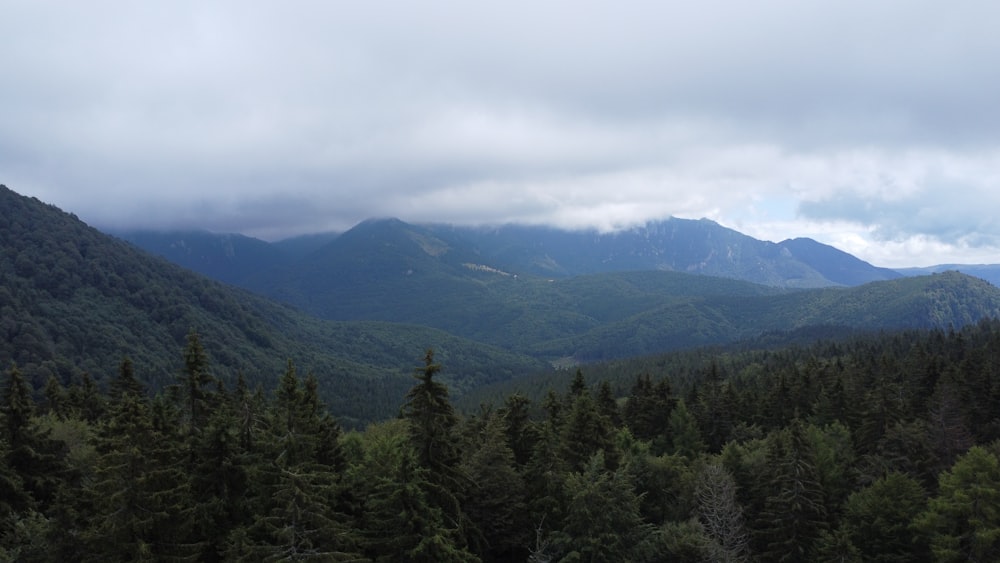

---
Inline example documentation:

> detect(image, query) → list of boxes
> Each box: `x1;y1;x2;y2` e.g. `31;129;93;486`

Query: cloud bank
2;1;999;266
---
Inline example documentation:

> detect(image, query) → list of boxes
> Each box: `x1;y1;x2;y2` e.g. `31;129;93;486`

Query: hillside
120;216;902;291
0;185;547;425
897;263;1000;286
112;210;1000;366
425;219;903;287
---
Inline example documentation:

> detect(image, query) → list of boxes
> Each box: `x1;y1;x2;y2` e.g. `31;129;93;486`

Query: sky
3;1;1000;268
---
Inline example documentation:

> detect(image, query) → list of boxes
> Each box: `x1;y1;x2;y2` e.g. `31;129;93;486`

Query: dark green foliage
0;185;547;426
914;446;1000;562
8;189;1000;563
461;412;529;561
839;472;928;563
757;420;829;561
550;452;656;563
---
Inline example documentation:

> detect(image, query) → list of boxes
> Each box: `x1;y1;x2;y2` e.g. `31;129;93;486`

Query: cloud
2;1;1000;267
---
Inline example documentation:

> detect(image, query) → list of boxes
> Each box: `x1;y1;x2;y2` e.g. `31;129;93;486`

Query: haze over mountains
116;213;1000;290
6;183;1000;423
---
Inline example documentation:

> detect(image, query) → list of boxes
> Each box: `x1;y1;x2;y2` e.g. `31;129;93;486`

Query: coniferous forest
5;320;1000;561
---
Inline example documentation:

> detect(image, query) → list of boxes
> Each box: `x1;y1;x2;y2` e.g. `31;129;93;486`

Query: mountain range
6;183;1000;423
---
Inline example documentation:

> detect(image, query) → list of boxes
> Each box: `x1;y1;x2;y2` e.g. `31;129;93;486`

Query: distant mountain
0;185;546;426
10;185;1000;424
271;231;341;260
119;216;902;290
115;229;290;287
112;215;998;360
775;237;903;286
424;218;902;287
896;264;1000;286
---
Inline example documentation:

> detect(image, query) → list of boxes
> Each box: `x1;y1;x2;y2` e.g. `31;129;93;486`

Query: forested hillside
5;319;1000;560
0;185;546;425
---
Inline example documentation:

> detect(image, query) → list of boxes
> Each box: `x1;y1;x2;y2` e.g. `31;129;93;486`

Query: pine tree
402;349;469;542
498;393;537;468
179;329;217;432
2;363;67;511
667;399;706;460
559;391;616;472
840;472;928;563
461;411;529;561
552;452;656;563
757;421;828;562
239;360;363;561
82;392;200;561
363;444;479;563
914;446;1000;562
109;357;145;401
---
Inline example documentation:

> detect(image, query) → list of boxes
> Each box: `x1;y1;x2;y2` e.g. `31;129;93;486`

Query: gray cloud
2;1;1000;267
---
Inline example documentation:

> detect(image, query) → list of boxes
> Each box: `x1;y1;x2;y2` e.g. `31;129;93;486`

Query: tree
361;439;479;563
2;363;67;511
559;392;616;472
236;360;362;561
404;350;462;480
178;329;217;431
914;446;1000;562
694;463;750;563
757;421;828;562
82;392;199;561
109;357;145;401
839;472;928;563
400;350;473;551
498;393;537;467
551;452;656;563
461;411;529;561
668;399;706;460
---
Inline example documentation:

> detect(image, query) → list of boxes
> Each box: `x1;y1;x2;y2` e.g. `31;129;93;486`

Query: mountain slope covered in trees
0;185;547;425
7;184;1000;390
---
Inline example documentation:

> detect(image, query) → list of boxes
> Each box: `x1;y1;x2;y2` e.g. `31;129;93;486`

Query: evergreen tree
2;363;67;511
498;393;537;467
551;452;656;563
82;392;199;561
363;444;479;563
42;375;67;419
839;472;928;563
178;329;217;432
595;380;620;427
667;399;706;460
757;421;828;562
109;357;145;401
559;391;616;472
402;349;469;542
461;411;529;561
239;360;362;560
914;445;1000;562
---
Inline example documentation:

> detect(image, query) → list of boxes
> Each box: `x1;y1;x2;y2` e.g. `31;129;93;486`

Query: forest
4;319;1000;562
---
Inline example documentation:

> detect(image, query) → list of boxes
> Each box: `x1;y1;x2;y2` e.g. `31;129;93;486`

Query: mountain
424;218;903;287
117;215;1000;364
119;216;902;290
114;229;291;287
897;264;1000;286
0;185;547;426
8;184;1000;425
775;237;903;286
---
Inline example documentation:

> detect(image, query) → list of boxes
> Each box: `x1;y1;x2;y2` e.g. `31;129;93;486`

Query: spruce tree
83;392;199;561
914;446;1000;562
757;420;828;562
461;411;529;561
402;349;469;542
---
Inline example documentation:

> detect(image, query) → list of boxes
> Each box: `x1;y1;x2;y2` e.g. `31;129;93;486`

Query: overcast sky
3;1;999;267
